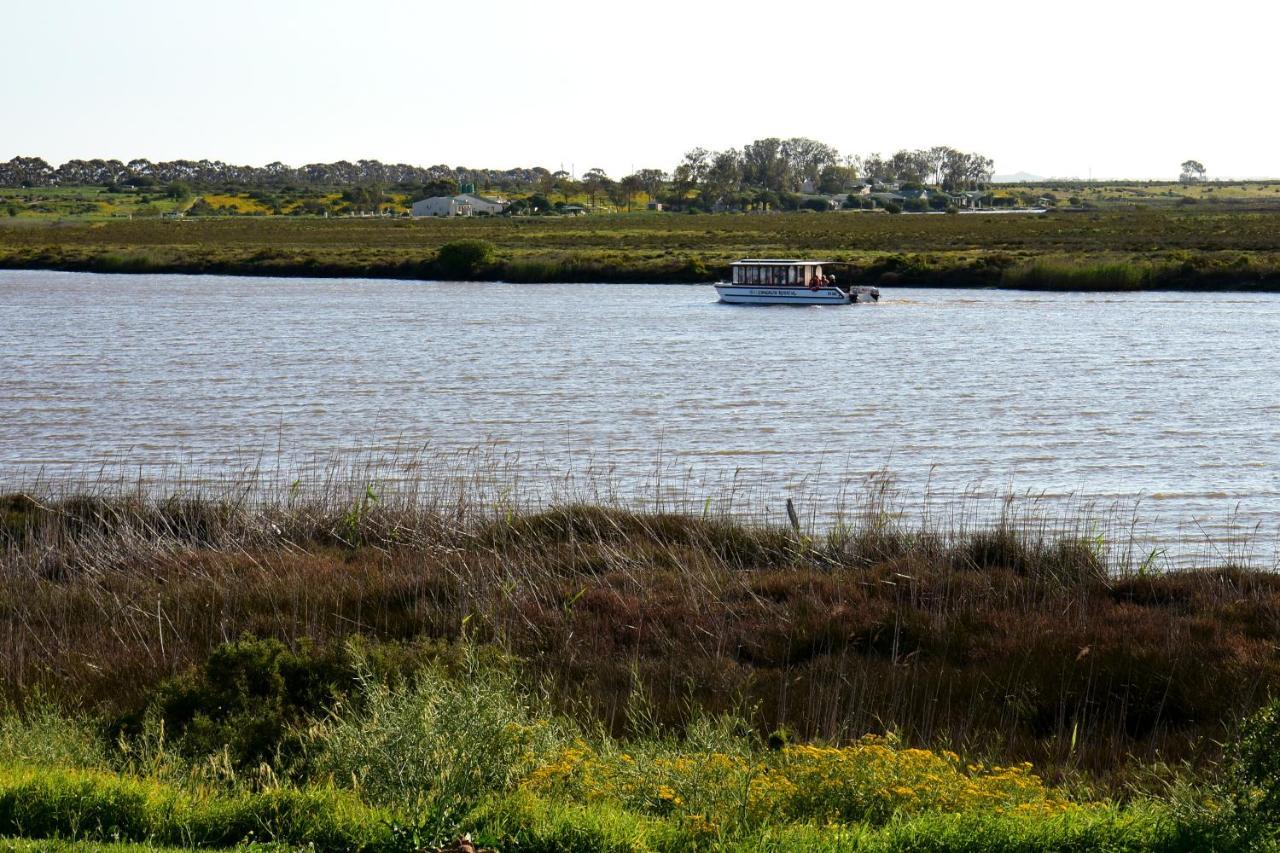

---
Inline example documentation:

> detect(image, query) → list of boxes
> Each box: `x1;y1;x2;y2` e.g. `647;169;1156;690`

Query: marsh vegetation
3;208;1280;290
2;462;1280;849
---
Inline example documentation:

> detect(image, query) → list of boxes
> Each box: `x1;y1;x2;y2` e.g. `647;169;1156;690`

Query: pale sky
5;0;1277;180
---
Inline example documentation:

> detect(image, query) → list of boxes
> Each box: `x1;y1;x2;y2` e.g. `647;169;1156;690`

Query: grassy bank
3;471;1279;785
3;210;1280;289
3;469;1280;849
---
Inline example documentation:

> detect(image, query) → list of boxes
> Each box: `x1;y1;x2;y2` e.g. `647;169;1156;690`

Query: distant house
847;181;873;197
869;192;907;208
560;204;587;216
410;193;508;218
456;193;508;216
952;191;992;210
411;196;471;217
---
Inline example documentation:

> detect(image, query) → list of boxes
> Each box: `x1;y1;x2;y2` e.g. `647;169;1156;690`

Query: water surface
3;270;1278;563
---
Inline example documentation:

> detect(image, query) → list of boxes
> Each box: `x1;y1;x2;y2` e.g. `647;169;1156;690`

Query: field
2;463;1280;850
3;203;1280;289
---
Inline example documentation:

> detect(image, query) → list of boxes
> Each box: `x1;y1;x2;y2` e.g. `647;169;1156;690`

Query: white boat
714;259;879;305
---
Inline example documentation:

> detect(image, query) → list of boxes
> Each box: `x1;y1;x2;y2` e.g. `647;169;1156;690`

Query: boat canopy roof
732;258;831;266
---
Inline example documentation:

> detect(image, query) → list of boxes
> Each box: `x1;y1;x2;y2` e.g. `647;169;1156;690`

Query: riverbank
4;477;1278;785
4;210;1280;290
3;477;1279;850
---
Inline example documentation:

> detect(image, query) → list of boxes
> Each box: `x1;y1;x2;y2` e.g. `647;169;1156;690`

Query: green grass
4;470;1280;849
3;205;1280;289
0;841;244;851
0;664;1257;852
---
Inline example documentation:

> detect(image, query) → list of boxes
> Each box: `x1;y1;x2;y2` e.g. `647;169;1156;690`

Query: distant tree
634;169;666;203
888;149;928;184
582;167;610;208
701;149;742;208
780;137;838;190
861;153;893;183
924;146;952;186
1180;160;1206;183
741;138;789;191
420;178;459;198
620;174;643;211
817;164;854;194
341;184;384;213
605;178;630;211
165;181;192;202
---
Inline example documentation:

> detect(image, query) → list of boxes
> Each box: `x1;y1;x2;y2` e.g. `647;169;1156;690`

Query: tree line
0;156;549;192
664;139;994;211
0;139;994;213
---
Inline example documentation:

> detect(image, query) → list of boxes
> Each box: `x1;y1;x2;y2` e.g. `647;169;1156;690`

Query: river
2;270;1278;566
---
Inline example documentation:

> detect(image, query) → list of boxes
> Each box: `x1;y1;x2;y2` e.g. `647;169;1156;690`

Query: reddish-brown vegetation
3;491;1278;788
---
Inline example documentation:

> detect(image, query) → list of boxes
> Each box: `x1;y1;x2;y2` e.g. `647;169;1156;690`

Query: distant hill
991;171;1045;184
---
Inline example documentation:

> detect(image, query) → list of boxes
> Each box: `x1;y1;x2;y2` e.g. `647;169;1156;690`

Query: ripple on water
1;270;1278;562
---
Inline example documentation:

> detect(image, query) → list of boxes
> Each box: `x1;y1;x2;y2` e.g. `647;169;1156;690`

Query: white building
455;193;507;215
410;193;508;218
411;196;471;217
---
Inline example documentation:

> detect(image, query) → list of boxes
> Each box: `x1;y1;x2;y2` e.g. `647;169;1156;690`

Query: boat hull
714;284;879;305
715;285;849;305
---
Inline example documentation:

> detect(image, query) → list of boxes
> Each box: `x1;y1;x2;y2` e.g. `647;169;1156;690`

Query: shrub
435;239;496;279
1002;259;1153;291
1228;698;1280;827
312;655;564;840
0;704;106;769
143;637;352;772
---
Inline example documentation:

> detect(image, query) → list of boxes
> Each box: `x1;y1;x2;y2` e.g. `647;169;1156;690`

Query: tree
165;181;192;202
1180;160;1206;183
605;178;631;211
582;167;610;209
741;138;789;191
634;169;666;204
702;149;743;209
780;137;838;190
923;146;952;186
619;174;643;211
818;164;854;194
419;178;458;198
861;153;892;183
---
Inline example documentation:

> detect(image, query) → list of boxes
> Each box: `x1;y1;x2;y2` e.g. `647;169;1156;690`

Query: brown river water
2;270;1278;567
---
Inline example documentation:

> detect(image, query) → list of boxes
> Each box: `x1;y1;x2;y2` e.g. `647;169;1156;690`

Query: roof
455;193;505;205
732;259;831;266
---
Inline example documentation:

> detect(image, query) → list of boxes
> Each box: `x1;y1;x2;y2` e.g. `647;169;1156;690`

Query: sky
5;0;1277;180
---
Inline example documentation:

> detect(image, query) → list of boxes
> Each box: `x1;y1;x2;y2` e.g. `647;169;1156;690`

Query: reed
2;453;1278;789
1001;259;1158;290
